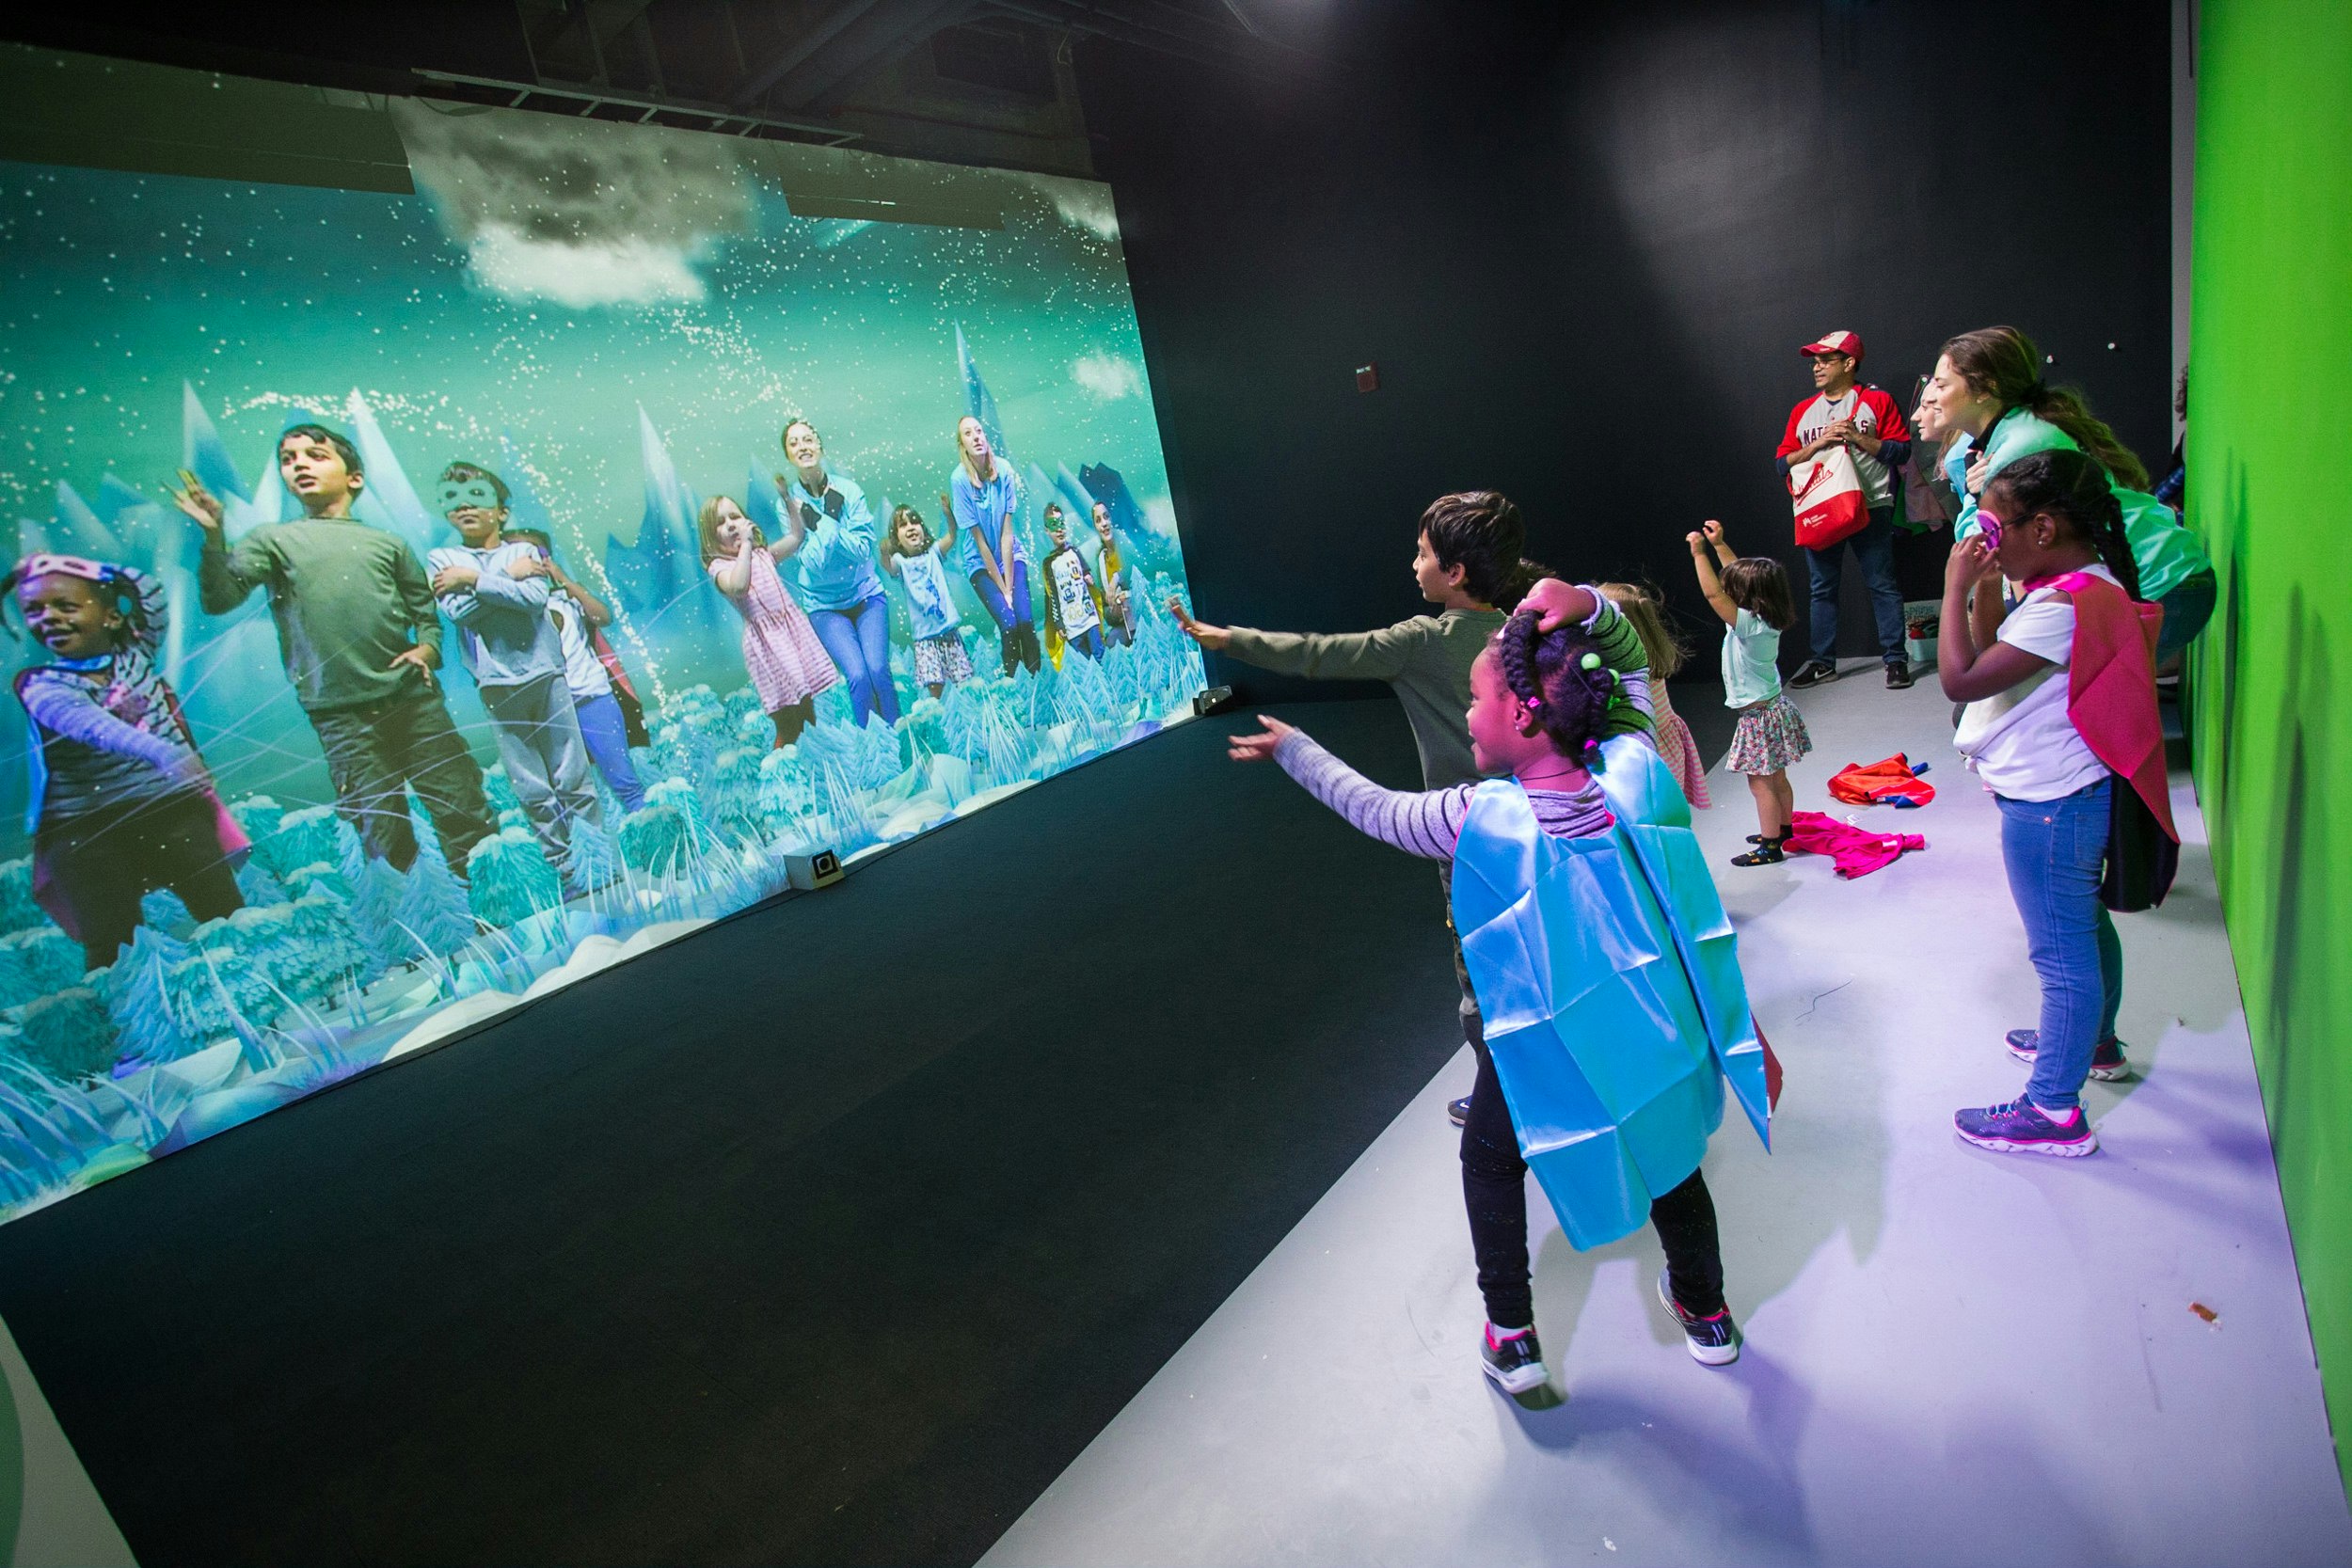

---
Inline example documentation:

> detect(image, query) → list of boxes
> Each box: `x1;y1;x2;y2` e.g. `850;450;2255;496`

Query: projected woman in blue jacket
950;416;1041;677
779;419;898;728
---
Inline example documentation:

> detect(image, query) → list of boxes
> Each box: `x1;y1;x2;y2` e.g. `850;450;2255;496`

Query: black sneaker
2006;1028;2132;1082
1480;1323;1549;1394
1885;660;1914;689
1657;1268;1740;1365
1788;658;1838;689
1447;1095;1471;1127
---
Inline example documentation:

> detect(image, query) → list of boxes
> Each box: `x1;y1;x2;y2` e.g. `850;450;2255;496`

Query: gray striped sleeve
1273;731;1470;862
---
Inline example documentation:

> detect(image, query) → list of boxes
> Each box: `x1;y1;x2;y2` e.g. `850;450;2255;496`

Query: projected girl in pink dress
699;494;840;748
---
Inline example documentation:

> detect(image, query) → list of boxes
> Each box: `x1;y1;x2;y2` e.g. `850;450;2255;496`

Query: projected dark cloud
389;101;755;309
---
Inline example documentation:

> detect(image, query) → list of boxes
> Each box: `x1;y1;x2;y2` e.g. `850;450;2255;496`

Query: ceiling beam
730;0;889;107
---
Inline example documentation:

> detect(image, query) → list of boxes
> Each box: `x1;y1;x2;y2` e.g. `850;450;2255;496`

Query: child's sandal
1730;836;1788;866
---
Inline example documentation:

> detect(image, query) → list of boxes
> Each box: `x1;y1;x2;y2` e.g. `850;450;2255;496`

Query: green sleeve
1223;619;1424;681
198;528;276;614
392;544;444;659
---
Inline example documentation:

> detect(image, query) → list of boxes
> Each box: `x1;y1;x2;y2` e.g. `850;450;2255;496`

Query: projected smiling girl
1227;611;1769;1398
8;557;246;970
699;494;841;748
880;501;972;700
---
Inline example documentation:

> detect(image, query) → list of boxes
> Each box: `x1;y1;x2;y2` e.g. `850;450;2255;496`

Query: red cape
2030;571;2178;842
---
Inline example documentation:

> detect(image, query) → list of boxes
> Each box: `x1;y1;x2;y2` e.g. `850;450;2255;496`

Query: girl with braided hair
1923;325;2216;662
1939;449;2178;1157
8;555;246;968
1229;610;1759;1397
1177;492;1657;1131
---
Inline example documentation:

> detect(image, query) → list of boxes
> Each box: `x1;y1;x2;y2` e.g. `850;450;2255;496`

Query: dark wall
1078;0;2172;702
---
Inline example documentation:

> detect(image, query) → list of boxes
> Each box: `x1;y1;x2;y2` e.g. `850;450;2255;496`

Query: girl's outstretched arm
20;676;204;788
1689;528;1739;625
1230;716;1470;861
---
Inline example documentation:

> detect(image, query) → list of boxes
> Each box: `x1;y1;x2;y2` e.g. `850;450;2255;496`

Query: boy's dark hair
504;526;553;554
1940;326;2151;491
1984;450;2141;599
1718;557;1797;631
279;423;363;478
440;461;511;508
1421;491;1547;610
1493;612;1622;759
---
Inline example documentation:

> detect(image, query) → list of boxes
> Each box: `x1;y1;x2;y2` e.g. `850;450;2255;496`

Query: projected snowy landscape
0;71;1204;1221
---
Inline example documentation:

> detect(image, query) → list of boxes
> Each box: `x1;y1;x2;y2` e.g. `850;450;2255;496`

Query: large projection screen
0;46;1205;1223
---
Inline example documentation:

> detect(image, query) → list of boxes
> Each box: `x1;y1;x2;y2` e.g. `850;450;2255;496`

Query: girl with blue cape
1230;610;1772;1397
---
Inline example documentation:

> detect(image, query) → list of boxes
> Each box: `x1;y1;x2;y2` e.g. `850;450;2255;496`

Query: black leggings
1459;1047;1725;1327
40;793;245;970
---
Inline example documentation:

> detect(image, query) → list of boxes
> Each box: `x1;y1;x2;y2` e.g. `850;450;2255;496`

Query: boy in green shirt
1175;492;1654;1121
173;423;495;878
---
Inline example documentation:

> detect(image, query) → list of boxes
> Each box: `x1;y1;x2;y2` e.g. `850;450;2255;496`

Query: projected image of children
0;71;1208;1222
173;427;497;878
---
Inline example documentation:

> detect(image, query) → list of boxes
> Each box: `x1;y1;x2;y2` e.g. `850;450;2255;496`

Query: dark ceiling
3;0;1315;177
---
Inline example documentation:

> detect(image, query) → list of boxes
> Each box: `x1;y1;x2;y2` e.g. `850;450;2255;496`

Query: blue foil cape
1450;737;1770;1251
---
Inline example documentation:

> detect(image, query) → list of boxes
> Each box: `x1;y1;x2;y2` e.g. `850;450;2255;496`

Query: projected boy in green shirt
172;424;496;877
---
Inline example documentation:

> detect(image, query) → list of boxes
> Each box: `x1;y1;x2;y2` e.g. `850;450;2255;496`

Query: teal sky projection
0;87;1204;1221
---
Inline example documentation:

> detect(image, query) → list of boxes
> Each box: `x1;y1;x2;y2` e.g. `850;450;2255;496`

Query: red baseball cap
1801;330;1864;359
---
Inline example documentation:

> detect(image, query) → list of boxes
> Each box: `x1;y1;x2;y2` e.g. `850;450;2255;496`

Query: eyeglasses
1976;512;2005;550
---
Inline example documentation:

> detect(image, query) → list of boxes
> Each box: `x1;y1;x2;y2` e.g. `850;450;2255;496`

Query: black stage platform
0;698;1476;1566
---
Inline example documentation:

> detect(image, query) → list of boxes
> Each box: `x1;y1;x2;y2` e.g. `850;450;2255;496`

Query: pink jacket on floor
1787;810;1925;879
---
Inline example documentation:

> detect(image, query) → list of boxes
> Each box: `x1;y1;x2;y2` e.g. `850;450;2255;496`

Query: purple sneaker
2005;1029;2132;1082
1956;1095;2099;1156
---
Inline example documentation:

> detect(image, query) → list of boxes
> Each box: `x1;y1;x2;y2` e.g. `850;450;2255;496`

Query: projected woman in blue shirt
949;416;1041;676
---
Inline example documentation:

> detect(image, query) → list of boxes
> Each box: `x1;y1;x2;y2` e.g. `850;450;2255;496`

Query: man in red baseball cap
1775;331;1915;689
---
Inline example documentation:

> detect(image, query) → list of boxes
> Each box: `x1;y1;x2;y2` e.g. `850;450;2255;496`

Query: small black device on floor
786;849;844;890
1192;685;1236;717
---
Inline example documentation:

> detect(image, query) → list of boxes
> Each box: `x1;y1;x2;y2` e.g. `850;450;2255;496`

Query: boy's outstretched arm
1212;619;1419;681
182;481;275;613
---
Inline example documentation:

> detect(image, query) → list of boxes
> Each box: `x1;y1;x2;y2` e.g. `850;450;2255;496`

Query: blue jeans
1063;624;1105;660
1805;506;1906;666
971;560;1033;630
1996;778;2123;1111
2153;566;2217;664
574;690;646;813
809;591;900;727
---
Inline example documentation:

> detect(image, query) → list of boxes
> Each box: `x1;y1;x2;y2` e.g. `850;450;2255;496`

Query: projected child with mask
428;464;607;898
172;426;496;878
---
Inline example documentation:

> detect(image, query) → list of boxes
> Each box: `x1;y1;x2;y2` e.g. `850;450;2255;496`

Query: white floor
2;1314;134;1568
981;668;2352;1567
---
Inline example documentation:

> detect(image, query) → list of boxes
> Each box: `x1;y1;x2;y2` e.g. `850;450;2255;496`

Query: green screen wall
2188;0;2352;1489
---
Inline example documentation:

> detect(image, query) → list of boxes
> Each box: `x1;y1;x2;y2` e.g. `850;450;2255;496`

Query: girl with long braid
1228;611;1764;1398
1941;451;2176;1157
